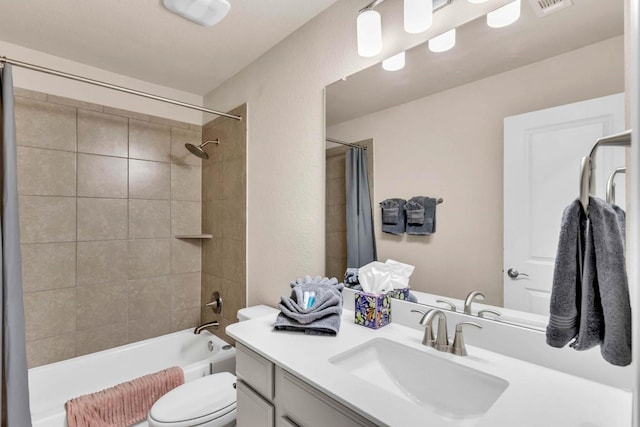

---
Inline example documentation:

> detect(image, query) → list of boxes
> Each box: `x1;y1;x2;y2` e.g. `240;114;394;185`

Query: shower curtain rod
326;137;368;150
0;56;242;121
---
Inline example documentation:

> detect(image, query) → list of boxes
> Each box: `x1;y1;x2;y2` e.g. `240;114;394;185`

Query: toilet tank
236;305;278;322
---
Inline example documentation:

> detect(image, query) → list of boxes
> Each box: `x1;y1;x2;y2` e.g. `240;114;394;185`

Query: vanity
226;306;632;427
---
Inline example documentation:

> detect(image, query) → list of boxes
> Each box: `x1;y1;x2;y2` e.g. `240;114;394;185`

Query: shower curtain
345;147;377;268
0;64;32;426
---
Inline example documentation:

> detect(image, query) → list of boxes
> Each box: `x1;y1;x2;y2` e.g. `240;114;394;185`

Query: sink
329;338;508;419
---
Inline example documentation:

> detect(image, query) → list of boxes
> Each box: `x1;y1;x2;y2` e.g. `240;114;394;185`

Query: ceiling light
163;0;230;27
357;9;383;57
382;51;406;71
428;28;456;53
404;0;434;34
487;0;521;28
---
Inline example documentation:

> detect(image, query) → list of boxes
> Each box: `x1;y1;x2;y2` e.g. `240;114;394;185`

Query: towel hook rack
579;129;632;214
606;167;626;205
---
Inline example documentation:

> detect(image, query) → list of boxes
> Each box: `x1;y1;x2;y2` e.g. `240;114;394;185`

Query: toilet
147;305;278;427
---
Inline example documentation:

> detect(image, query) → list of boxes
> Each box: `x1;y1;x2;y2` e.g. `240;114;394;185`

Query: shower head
185;139;219;160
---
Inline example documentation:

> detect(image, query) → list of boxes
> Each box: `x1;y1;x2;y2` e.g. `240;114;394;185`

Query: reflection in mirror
325;0;624;326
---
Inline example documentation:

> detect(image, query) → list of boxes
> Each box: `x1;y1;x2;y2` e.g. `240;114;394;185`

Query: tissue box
354;291;391;329
390;287;410;301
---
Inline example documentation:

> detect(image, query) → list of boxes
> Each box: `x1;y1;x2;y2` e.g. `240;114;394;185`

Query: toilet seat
148;372;237;427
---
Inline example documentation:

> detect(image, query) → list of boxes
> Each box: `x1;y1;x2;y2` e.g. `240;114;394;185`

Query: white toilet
147;305;278;427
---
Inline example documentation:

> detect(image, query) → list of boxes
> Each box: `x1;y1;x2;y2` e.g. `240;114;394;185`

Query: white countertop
226;311;632;427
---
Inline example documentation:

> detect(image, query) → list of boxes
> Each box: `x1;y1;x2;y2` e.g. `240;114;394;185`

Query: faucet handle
411;309;435;347
411;309;428;324
435;299;457;312
451;322;482;356
478;309;501;319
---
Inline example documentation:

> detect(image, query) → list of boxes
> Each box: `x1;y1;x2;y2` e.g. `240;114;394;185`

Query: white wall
0;40;203;124
203;0;514;305
327;37;624;306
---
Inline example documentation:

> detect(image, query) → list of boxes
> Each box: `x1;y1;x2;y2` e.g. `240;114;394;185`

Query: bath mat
65;366;184;427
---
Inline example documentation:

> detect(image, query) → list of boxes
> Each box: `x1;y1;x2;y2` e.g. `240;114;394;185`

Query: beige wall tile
76;322;128;356
171;201;202;236
77;154;128;198
77;283;128;330
129;199;170;239
326;231;347;260
326;176;346;206
15;97;76;152
103;106;150;122
221;198;246;241
171;238;201;274
129;159;170;200
129;120;171;162
326;150;346;179
128;316;173;343
201;126;223;163
48;95;104;112
26;334;76;368
222;239;246;282
202;273;223;310
172;309;200;332
171;128;202;166
19;196;76;243
128;276;171;320
78;110;128;157
14;88;47;101
326;256;347;282
326;203;346;233
202;201;222;239
171;272;201;311
171;164;201;201
77;198;128;241
218;278;246;322
21;243;76;292
201;237;222;276
221;159;245;201
17;147;76;196
128;238;171;279
149;116;190;129
24;288;76;341
202;161;222;202
77;240;128;285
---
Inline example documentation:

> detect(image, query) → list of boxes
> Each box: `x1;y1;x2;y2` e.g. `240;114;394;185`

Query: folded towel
379;198;406;235
344;268;361;289
66;367;184;427
406;196;437;236
273;312;342;336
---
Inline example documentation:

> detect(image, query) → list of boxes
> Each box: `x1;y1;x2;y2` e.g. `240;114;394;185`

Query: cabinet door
237;379;274;427
237;343;275;400
278;416;301;427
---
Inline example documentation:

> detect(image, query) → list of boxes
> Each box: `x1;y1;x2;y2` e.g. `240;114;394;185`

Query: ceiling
326;0;624;126
0;0;339;95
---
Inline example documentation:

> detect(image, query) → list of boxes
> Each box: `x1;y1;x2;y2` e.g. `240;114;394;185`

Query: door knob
507;268;529;279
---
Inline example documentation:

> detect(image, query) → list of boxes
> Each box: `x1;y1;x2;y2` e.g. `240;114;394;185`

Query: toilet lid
149;372;237;423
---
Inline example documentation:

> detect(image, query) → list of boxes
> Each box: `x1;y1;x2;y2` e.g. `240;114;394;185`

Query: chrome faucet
435;298;457;312
412;309;450;352
451;322;482;356
463;291;485;315
194;320;219;334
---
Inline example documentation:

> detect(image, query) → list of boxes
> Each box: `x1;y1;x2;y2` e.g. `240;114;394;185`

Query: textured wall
200;104;247;344
15;88;203;367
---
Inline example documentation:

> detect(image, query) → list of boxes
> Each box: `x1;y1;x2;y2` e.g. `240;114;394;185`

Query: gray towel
273;312;341;336
379;198;406;235
612;204;626;247
406;196;437;236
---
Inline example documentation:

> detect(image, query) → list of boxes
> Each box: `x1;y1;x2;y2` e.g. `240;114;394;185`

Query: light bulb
357;9;382;57
382;51;406;71
404;0;433;34
428;28;456;53
487;0;521;28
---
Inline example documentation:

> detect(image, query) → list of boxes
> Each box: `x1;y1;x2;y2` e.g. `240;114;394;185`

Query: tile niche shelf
174;234;213;239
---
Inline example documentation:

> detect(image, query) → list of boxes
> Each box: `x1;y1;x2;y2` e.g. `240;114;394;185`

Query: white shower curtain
1;63;33;426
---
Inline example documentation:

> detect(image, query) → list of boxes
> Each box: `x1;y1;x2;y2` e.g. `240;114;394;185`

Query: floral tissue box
390;287;410;301
354;291;391;329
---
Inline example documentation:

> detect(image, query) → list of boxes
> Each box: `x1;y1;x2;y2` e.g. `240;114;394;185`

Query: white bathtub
29;329;236;427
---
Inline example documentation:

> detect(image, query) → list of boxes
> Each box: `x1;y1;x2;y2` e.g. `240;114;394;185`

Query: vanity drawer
236;343;275;400
237;379;274;427
275;367;377;427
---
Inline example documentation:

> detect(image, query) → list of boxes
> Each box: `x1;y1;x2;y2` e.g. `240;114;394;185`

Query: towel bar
606;167;626;205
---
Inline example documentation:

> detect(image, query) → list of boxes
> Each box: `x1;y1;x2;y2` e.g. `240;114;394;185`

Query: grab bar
579;129;632;214
606;167;626;205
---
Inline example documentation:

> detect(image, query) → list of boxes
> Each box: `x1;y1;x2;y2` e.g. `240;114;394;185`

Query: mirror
325;0;625;327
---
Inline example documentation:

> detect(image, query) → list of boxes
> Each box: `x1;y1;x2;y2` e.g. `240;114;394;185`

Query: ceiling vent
527;0;574;17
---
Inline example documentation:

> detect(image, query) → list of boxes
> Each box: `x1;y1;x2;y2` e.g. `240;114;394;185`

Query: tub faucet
463;291;485;315
194;320;219;334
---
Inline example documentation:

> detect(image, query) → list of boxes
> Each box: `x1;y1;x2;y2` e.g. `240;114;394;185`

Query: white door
503;93;625;315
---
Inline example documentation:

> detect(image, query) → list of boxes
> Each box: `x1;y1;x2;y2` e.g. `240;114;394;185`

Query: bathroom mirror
325;0;625;327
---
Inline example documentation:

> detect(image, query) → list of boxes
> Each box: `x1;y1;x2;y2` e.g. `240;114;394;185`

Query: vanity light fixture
487;0;522;28
404;0;434;34
357;8;383;57
162;0;231;27
428;28;456;53
382;51;406;71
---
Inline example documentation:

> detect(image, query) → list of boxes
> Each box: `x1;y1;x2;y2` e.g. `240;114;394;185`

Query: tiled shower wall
15;88;203;368
201;104;247;345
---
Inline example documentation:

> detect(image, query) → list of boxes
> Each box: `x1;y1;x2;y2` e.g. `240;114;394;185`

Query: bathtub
29;329;236;427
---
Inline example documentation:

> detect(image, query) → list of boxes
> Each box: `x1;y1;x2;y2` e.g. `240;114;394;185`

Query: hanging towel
66;366;184;427
379;198;406;235
406;196;437;236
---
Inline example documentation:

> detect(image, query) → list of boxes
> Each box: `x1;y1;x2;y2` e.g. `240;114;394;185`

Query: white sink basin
329;338;508;419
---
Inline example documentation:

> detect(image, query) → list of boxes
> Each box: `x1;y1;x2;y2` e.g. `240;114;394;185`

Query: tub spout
194;321;219;334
